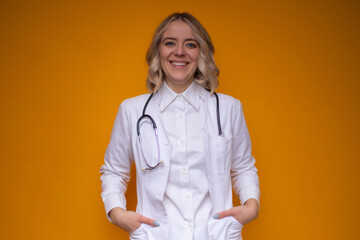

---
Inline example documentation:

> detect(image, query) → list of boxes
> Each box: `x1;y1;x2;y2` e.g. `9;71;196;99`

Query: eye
164;41;175;46
186;42;198;48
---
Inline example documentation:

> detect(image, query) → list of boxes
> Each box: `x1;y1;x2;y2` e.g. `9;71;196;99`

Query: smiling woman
159;20;200;93
146;12;219;94
100;12;260;240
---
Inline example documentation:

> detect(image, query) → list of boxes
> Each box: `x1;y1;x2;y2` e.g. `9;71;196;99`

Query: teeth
172;62;186;66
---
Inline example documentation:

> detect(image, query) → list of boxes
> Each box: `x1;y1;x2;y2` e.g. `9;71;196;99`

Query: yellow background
1;0;359;239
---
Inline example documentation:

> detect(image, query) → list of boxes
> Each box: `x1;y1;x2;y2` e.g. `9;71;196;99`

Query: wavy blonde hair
146;12;219;93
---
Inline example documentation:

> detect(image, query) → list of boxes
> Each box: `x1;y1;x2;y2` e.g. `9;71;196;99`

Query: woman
100;12;260;240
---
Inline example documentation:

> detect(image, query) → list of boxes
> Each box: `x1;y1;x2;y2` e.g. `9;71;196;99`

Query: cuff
239;185;260;208
102;192;127;222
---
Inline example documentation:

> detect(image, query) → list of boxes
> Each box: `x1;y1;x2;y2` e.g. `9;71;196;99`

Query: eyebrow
162;37;198;42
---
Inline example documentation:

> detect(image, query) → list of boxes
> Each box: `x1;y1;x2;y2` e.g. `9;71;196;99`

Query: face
159;20;200;93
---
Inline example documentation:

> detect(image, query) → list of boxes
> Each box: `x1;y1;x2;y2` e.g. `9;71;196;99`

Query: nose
174;44;185;56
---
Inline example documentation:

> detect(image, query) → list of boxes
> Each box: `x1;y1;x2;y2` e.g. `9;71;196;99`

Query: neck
165;79;194;94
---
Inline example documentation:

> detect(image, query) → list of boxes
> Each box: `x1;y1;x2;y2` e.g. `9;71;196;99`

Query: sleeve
99;101;134;221
231;100;260;206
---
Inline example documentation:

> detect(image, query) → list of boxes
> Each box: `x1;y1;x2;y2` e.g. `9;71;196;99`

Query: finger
137;214;160;227
213;208;234;219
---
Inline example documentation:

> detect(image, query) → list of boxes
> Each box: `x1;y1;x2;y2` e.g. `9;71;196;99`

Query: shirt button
188;222;192;228
179;114;182;118
182;166;187;171
180;140;184;144
211;234;215;239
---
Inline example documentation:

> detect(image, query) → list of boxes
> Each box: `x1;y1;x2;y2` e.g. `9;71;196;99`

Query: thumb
137;214;160;227
213;208;234;220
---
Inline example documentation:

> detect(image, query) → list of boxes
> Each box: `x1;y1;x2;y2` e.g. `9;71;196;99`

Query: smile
170;61;189;67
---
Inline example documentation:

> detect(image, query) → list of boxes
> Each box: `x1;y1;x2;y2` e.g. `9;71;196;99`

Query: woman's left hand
213;198;259;225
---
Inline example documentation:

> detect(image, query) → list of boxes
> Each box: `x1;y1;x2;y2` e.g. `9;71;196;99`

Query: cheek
191;55;199;69
159;48;168;64
190;50;200;63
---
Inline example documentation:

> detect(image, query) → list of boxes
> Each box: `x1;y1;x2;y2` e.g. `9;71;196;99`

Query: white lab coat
100;86;260;240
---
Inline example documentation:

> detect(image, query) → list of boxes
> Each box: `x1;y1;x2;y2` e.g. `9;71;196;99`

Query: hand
213;198;259;225
109;207;160;234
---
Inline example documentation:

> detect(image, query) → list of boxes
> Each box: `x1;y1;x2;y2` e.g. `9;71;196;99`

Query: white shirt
160;81;212;240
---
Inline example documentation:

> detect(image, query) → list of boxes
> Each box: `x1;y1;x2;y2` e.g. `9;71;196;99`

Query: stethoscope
136;90;222;171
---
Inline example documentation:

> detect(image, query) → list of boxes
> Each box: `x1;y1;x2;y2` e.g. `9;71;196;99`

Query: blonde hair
146;12;219;93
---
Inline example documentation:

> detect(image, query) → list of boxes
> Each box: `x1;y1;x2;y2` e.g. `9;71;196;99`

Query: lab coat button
210;234;215;239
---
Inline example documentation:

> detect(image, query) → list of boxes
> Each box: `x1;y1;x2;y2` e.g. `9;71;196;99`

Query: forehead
162;20;195;39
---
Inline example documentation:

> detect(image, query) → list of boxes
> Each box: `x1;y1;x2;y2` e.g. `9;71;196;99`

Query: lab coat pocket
225;217;243;240
216;136;232;174
129;224;148;240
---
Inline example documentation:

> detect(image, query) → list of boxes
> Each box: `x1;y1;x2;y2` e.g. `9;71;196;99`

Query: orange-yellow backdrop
1;0;359;239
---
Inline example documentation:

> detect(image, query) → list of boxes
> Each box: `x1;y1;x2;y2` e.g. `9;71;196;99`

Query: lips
170;61;189;67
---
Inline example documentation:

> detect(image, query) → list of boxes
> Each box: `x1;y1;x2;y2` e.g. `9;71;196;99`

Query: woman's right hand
109;207;160;234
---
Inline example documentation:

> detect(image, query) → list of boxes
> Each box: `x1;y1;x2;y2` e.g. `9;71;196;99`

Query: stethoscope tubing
136;90;222;170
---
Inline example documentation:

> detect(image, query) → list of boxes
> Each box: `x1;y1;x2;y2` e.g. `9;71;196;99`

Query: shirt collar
159;81;202;112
